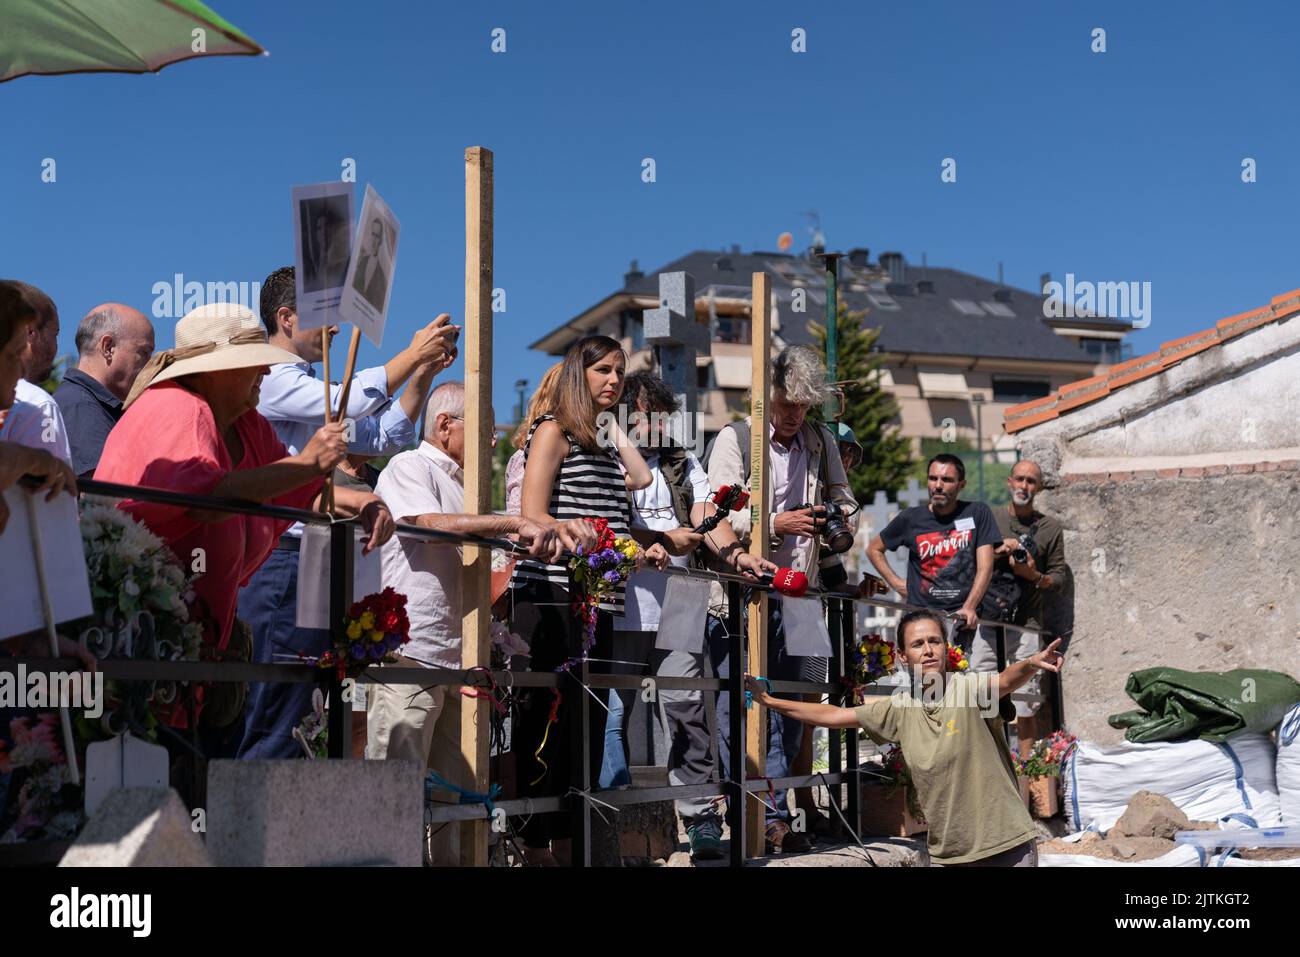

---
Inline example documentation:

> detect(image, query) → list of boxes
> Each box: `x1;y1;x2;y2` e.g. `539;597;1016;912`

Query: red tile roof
1004;289;1300;434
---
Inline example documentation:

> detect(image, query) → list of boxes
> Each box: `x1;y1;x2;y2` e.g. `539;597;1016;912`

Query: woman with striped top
509;335;664;865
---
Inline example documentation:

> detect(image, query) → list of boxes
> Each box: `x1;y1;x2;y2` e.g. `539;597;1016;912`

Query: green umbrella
1;0;264;84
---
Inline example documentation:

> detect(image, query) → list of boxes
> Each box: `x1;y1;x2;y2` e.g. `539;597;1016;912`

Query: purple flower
600;548;619;563
602;570;620;584
575;545;585;557
349;644;366;660
588;555;601;569
369;643;386;659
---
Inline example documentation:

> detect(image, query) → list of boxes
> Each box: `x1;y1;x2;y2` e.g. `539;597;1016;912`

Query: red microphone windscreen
770;568;809;597
710;484;750;512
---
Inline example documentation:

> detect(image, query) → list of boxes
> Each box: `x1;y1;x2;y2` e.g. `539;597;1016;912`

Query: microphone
763;567;809;598
692;484;751;535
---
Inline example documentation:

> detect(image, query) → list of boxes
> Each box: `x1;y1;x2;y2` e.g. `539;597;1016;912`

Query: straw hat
124;302;299;408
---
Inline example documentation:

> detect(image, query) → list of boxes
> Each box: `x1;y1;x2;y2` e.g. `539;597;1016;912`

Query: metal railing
7;477;1055;867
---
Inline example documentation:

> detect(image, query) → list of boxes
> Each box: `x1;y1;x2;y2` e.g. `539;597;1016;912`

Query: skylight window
950;298;984;316
981;301;1016;317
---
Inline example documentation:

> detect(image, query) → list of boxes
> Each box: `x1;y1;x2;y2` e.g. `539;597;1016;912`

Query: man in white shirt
604;373;776;861
369;382;597;862
0;281;71;465
237;265;460;760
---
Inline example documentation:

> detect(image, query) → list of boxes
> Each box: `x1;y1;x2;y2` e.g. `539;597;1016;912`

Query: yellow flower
369;629;385;643
346;621;363;641
359;612;375;631
957;660;969;671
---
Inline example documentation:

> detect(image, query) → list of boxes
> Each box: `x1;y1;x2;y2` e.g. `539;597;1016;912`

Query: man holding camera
702;345;859;852
970;459;1069;717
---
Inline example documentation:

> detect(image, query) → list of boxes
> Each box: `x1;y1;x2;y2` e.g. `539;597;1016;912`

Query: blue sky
4;0;1297;420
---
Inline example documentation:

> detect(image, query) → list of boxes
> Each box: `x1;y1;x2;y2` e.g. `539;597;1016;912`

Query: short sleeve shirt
880;501;1000;612
992;508;1066;630
374;442;465;669
855;672;1037;864
616;452;711;632
53;368;122;477
0;378;72;465
93;382;322;651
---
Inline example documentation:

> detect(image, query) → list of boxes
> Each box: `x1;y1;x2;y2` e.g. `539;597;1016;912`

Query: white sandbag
1063;733;1282;833
1040;845;1203;868
1277;704;1300;825
1210;848;1300;867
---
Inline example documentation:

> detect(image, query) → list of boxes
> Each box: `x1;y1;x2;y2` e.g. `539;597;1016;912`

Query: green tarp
1;0;262;84
1108;668;1300;743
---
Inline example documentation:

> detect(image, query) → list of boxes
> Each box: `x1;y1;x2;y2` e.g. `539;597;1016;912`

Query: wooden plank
745;271;771;859
459;145;495;866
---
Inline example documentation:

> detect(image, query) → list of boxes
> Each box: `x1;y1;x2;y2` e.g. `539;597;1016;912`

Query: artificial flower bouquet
80;502;205;663
843;633;897;704
0;715;82;844
78;502;208;733
316;587;411;680
568;517;640;651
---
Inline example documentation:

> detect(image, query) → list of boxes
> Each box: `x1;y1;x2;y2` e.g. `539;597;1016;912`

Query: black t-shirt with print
880;501;1001;612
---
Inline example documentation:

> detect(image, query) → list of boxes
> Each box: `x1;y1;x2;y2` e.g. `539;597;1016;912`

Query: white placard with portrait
337;184;400;347
292;181;355;332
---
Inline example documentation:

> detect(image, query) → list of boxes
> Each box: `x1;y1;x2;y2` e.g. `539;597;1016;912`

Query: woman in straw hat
95;303;395;668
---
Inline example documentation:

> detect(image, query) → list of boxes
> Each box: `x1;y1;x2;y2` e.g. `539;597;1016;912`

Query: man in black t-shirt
866;453;999;647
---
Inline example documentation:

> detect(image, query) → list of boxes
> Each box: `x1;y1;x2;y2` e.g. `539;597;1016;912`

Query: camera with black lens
1011;532;1036;564
795;501;855;555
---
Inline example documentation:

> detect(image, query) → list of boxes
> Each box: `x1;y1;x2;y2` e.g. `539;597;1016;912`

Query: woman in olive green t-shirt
745;609;1063;866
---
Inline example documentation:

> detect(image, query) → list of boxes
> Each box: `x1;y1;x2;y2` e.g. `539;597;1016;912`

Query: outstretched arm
743;674;861;728
997;638;1064;697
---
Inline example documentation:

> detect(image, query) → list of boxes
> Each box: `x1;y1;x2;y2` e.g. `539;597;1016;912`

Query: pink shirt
95;382;323;652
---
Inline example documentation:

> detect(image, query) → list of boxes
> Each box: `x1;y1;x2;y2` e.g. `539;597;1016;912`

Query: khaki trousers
366;655;469;865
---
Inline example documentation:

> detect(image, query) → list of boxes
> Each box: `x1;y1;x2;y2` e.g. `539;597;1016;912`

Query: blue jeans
236;547;331;759
600;688;632;789
706;600;804;824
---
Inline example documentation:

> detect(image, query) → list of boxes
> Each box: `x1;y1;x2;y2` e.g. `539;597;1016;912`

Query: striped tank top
509;415;633;612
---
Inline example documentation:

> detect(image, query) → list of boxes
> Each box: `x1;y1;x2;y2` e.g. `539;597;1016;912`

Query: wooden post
460;145;494;866
745;271;772;859
321;328;334;512
332;328;363;423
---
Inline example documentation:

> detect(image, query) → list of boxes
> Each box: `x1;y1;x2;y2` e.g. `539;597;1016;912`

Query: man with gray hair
701;344;860;853
971;459;1070;721
369;381;597;863
53;303;155;478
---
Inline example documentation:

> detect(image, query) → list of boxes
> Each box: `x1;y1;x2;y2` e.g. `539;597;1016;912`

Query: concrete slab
206;759;423;867
60;787;210;867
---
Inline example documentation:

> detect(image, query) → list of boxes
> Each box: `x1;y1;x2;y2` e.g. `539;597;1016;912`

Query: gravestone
206;759;422;867
60;787;210;867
